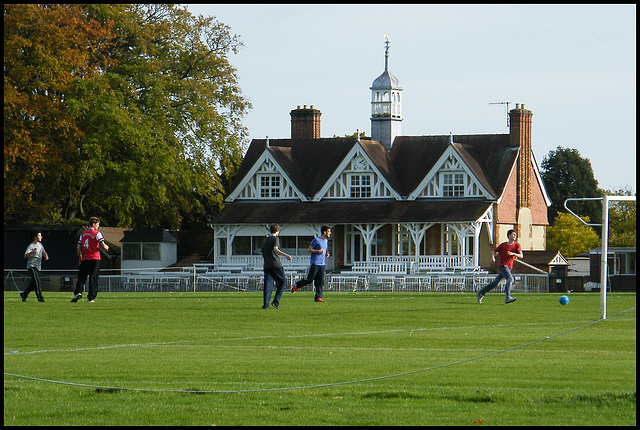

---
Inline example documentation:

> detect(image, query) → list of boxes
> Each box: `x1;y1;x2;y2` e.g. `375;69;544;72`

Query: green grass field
4;291;636;426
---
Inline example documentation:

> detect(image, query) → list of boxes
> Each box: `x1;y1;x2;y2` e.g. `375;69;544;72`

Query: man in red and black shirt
477;229;523;304
71;217;109;303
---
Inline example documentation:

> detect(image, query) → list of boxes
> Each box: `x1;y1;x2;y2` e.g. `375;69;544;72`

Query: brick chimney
509;103;533;209
290;105;321;139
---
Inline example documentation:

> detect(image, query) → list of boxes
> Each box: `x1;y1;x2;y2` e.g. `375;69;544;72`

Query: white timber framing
314;144;401;201
212;224;245;261
225;150;306;202
408;144;494;200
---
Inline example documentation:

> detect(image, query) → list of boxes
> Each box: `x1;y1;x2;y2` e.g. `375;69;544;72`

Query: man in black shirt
261;224;292;309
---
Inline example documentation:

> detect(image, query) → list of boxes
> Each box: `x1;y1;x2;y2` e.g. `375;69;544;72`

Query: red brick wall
529;163;549;226
495;103;548;246
509;104;533;209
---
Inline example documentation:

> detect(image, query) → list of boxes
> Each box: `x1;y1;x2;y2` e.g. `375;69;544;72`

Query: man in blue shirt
292;225;331;302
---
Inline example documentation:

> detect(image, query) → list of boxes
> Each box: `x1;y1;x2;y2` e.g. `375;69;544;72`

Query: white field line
4;317;635;356
4;308;635;394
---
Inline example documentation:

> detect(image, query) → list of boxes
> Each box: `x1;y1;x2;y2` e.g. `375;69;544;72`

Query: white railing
415;255;475;269
216;255;308;270
369;256;416;264
377;262;408;275
216;255;261;268
368;255;476;270
216;254;476;272
95;271;548;294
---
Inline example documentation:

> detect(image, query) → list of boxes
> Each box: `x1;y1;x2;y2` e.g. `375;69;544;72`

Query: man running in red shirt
71;217;109;303
477;229;523;304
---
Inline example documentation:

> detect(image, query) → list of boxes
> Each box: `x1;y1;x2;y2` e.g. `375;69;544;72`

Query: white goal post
564;195;636;320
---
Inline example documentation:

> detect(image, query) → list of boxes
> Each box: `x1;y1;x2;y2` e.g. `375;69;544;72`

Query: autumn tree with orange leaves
4;4;250;228
4;4;115;223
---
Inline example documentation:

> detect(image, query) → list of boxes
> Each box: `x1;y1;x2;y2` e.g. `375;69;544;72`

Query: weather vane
383;34;390;70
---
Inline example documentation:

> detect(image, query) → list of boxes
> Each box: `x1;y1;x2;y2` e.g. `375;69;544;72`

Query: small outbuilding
580;247;636;292
120;228;178;272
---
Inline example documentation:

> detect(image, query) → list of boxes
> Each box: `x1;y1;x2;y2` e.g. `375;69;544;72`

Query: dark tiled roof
120;228;178;243
521;250;568;266
230;138;356;197
360;140;400;192
454;134;518;199
389;135;451;196
230;134;517;201
213;200;492;225
98;227;131;253
390;134;516;198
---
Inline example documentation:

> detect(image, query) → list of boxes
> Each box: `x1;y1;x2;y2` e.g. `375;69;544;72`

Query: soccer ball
559;295;569;305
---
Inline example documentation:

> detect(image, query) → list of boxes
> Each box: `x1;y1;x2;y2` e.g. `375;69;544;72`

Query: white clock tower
370;35;402;150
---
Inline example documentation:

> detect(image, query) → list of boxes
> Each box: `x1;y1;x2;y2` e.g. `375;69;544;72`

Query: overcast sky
185;4;636;193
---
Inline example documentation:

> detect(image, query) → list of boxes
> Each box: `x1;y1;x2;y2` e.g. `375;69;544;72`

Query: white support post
406;222;434;262
354;224;384;262
600;196;609;320
564;195;636;320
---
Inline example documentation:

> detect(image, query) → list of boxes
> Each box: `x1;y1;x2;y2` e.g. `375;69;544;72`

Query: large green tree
546;212;601;258
4;4;250;228
541;146;603;227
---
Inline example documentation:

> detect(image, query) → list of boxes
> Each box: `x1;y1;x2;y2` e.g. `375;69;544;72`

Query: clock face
353;157;367;170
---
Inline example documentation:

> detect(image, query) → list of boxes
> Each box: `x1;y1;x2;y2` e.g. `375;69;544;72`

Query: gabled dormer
314;143;400;201
408;138;495;200
225;148;306;202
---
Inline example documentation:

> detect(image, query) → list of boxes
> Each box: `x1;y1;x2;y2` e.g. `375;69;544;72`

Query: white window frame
442;172;465;197
122;243;161;261
259;174;281;199
349;173;372;198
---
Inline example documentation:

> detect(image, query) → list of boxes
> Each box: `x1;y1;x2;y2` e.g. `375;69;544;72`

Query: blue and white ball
559;295;570;305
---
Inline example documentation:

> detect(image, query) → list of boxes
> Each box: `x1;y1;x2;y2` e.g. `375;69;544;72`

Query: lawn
4;291;636;426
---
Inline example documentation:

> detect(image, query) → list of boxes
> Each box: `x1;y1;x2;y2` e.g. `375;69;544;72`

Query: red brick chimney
509;103;533;209
290;105;321;139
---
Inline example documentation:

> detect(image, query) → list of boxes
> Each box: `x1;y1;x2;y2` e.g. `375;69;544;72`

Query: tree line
4;4;250;229
541;146;635;256
4;5;635;258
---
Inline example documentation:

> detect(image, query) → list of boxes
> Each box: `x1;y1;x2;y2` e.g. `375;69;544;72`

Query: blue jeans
295;264;325;300
263;267;287;308
478;265;514;299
